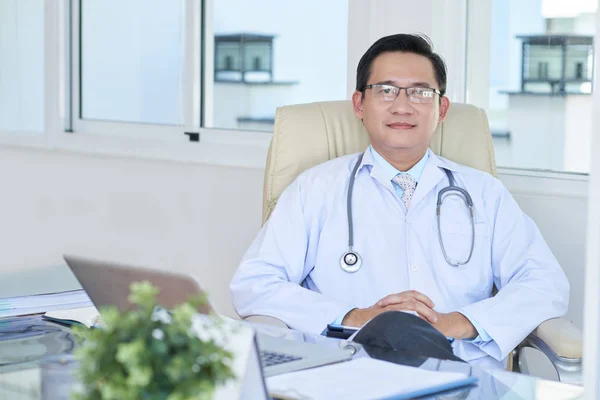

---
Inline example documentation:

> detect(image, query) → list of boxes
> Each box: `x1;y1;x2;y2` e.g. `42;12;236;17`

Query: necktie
392;173;417;209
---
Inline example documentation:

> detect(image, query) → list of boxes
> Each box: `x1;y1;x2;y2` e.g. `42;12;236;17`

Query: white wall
565;95;593;172
0;145;264;319
582;5;600;394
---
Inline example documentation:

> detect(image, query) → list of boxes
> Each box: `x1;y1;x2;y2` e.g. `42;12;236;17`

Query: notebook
266;357;477;400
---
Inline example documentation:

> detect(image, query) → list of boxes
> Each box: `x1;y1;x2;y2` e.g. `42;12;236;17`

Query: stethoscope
340;153;475;273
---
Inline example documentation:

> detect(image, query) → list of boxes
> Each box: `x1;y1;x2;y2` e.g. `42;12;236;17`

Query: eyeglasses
363;84;442;104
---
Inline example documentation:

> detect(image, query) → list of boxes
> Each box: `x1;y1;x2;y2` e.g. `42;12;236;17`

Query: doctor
230;33;569;368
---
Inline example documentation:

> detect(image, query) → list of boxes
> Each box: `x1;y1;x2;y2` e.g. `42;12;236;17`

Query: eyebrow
374;80;433;88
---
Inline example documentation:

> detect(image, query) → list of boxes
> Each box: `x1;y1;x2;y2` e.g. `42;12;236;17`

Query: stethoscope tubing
340;153;475;272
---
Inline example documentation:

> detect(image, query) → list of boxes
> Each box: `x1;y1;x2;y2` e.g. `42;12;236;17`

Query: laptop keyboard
260;350;303;367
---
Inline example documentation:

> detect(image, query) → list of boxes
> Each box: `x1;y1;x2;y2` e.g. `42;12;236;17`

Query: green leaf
115;339;146;366
127;281;159;311
72;281;234;399
126;365;153;387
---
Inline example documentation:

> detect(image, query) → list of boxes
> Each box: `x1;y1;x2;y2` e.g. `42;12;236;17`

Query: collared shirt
230;148;569;368
370;145;430;200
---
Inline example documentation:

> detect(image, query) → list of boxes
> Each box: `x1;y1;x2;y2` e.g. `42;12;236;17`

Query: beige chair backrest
263;100;497;224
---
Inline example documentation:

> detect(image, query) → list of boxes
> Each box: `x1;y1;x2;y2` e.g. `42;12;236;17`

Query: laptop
63;254;352;377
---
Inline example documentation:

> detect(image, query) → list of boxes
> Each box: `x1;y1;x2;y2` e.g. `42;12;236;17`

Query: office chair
248;100;582;384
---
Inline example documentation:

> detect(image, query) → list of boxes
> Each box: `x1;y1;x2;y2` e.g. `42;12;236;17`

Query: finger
413;301;438;324
377;291;435;308
388;300;438;324
376;293;409;307
407;290;435;308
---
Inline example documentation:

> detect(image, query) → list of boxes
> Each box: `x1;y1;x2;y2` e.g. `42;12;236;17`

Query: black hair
355;33;447;96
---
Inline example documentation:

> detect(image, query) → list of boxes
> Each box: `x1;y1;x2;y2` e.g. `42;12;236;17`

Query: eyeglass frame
362;83;443;103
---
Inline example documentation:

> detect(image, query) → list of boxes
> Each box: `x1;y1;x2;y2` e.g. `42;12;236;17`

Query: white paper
266;357;472;400
0;290;93;318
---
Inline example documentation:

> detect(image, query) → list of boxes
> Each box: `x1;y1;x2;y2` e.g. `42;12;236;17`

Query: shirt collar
352;146;459;181
369;145;430;183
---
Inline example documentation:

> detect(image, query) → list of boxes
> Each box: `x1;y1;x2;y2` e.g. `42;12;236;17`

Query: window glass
0;0;44;133
80;0;185;125
210;0;349;132
486;0;596;172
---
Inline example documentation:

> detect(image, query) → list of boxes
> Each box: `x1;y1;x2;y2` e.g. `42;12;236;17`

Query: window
0;0;44;134
208;0;349;132
73;0;188;137
472;0;597;173
0;1;349;143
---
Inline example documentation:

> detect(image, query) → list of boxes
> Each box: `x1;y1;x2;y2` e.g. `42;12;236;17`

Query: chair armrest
531;317;582;359
243;315;289;329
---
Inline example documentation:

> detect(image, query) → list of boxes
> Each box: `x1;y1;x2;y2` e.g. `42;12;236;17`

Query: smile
387;122;416;130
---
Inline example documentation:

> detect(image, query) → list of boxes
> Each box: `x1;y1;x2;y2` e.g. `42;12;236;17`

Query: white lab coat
230;149;569;367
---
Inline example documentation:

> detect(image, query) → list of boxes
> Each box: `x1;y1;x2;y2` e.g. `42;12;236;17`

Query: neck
373;146;427;172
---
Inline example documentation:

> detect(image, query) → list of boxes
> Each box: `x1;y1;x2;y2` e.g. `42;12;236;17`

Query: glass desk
0;315;585;399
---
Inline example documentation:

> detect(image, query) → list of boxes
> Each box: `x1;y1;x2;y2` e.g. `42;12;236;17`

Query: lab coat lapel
409;153;446;210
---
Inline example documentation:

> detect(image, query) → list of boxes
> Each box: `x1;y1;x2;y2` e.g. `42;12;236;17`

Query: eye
377;86;394;94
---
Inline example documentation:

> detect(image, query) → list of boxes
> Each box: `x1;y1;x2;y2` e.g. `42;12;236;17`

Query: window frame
68;0;200;141
11;0;269;167
0;0;594;177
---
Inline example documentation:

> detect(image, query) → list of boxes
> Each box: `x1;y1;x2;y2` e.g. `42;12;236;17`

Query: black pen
326;324;358;339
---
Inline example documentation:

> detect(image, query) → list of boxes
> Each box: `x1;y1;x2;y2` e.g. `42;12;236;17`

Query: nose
388;88;414;114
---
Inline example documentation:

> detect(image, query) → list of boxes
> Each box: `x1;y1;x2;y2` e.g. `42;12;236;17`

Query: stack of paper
0;290;94;319
42;306;104;328
266;357;477;400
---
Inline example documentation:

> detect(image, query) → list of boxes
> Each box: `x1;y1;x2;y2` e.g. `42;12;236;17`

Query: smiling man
230;34;569;369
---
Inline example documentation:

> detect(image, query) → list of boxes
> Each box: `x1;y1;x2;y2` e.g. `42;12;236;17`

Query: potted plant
72;281;235;400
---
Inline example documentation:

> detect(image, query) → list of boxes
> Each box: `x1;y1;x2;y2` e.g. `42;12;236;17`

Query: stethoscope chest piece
340;250;362;273
339;154;474;273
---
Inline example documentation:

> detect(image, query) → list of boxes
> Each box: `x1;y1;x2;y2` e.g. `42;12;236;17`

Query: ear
352;91;365;120
437;96;450;124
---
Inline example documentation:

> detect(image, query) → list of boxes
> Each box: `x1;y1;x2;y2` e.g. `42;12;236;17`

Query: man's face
352;52;450;157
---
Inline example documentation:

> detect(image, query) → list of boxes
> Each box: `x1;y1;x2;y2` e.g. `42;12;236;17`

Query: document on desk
266;357;477;400
0;290;93;319
42;306;104;328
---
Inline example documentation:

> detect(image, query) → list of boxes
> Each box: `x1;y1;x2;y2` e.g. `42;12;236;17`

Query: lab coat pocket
430;221;492;293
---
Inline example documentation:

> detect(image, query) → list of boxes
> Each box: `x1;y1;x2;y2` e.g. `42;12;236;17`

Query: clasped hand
341;290;476;340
